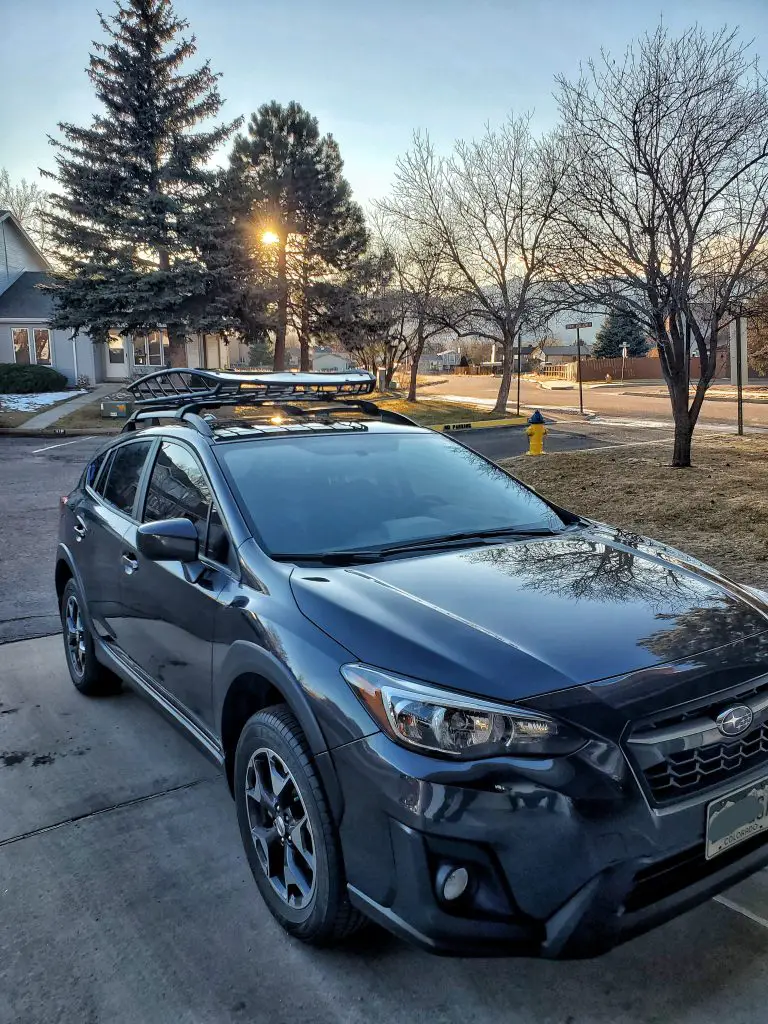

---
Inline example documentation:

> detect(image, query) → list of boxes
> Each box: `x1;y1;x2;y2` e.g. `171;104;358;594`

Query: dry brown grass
505;435;768;586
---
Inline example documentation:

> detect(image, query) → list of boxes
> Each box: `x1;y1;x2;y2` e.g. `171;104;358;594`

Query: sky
1;0;767;206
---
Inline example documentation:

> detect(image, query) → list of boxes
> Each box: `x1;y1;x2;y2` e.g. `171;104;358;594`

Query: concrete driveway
3;635;768;1023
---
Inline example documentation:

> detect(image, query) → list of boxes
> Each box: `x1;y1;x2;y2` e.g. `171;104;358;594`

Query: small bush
0;363;68;394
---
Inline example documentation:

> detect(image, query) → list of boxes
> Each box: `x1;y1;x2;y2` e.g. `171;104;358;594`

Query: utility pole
516;329;522;416
565;321;591;416
736;315;744;436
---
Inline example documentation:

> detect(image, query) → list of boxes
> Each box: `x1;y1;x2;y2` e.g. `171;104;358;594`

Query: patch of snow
0;390;85;412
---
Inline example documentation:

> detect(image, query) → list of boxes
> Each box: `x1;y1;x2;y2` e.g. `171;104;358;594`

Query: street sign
564;322;592;330
622;345;628;359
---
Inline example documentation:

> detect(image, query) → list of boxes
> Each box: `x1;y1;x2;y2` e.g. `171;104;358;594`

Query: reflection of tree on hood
640;600;768;662
468;536;695;614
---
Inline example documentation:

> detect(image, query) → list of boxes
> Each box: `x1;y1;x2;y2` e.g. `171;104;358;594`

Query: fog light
439;865;469;901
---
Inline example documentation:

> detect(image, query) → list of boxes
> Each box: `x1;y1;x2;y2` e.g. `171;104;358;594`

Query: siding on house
0;214;48;290
0;323;98;385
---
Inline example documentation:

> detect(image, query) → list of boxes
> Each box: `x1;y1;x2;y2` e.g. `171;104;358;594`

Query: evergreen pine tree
44;0;240;365
230;102;367;371
593;310;649;358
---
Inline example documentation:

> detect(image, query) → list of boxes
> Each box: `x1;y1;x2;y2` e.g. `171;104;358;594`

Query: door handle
74;518;88;540
121;553;139;575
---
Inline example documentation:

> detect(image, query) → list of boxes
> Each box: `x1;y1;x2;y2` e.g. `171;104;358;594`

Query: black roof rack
120;367;417;436
127;367;376;408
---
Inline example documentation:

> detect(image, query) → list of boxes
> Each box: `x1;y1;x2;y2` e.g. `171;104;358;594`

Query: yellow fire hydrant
525;410;548;456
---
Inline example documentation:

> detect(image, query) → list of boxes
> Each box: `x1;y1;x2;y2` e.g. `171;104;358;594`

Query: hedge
0;363;68;394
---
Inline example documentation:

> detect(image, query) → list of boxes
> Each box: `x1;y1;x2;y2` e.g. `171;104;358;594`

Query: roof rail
126;367;375;409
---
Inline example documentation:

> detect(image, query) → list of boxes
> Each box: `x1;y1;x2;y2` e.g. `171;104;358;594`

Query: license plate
706;777;768;859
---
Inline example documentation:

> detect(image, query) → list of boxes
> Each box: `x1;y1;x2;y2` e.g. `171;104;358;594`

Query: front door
105;333;128;380
119;439;231;731
74;439;156;638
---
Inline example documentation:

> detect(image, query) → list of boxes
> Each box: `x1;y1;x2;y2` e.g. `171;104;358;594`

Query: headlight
341;664;585;759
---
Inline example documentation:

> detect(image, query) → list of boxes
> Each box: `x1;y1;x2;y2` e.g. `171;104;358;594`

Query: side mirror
137;517;199;563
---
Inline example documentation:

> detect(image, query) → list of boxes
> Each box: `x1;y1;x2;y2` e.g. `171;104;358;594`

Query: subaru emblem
716;706;754;737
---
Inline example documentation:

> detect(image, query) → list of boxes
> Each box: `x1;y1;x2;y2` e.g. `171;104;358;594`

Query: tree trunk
492;332;513;415
672;412;693;467
167;326;188;368
408;323;427;402
665;366;693;468
299;259;310;371
274;237;287;371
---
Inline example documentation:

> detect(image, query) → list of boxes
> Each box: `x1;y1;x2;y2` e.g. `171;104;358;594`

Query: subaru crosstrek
55;368;768;958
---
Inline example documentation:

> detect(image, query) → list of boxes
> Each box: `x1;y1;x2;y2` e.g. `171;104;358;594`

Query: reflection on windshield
218;431;564;556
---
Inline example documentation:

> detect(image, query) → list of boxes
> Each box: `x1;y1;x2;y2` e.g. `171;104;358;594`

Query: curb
0;427;119;438
430;416;527;433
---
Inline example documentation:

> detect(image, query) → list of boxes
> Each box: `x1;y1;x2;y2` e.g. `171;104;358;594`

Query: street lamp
262;230;280;246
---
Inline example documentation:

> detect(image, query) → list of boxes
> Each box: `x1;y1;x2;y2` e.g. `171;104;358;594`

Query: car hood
290;526;768;701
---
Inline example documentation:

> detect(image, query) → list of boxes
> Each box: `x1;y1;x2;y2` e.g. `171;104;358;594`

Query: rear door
71;439;155;640
119;439;236;731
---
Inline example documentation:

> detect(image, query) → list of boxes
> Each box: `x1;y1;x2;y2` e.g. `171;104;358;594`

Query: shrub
0;363;68;394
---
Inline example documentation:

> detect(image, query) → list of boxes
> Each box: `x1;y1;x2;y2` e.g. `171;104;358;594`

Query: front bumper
332;731;768;958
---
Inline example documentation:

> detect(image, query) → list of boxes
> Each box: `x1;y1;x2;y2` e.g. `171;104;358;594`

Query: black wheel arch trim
216;640;344;821
55;543;93;629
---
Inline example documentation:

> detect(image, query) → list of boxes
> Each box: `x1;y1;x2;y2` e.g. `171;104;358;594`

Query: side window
143;442;213;547
101;441;153;515
84;450;108;491
95;450;115;497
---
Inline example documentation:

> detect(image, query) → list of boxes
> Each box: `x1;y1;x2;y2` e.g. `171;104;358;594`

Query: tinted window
218;431;564;556
101;441;153;515
144;442;213;548
84;450;108;490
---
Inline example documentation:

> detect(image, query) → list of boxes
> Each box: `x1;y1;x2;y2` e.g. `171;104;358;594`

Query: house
0;211;98;384
0;209;250;384
531;342;594;365
312;350;355;372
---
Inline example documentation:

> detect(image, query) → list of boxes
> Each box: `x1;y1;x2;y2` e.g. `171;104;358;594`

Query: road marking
32;436;93;453
714;894;768;931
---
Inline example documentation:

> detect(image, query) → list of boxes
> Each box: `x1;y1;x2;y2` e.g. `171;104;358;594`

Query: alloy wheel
65;595;86;677
244;747;317;909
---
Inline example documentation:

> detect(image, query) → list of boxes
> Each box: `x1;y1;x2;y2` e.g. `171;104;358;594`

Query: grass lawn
373;393;521;426
54;402;119;431
506;435;768;586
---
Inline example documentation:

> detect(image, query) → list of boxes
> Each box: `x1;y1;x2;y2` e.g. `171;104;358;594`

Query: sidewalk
16;383;117;432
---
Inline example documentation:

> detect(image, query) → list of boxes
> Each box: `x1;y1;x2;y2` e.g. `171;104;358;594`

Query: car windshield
217;430;566;558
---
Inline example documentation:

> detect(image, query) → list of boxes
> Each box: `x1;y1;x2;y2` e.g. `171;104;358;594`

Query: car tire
60;579;121;696
234;705;365;945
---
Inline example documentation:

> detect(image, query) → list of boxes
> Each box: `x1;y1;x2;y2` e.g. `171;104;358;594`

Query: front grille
644;722;768;801
626;672;768;805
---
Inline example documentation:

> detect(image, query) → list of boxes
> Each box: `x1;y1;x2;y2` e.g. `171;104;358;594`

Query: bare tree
387;117;565;414
554;26;768;466
0;167;52;257
370;208;462;399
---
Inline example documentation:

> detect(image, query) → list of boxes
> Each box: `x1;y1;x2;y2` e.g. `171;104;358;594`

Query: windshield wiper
272;524;567;565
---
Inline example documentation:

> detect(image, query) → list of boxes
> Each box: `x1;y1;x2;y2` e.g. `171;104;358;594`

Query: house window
108;333;126;364
34;329;51;365
12;328;30;364
11;327;54;366
133;330;168;366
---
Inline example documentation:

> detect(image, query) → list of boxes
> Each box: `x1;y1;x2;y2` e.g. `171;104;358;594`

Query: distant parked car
56;367;768;958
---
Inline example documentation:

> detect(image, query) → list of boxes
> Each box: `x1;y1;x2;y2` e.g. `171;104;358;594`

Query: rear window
100;440;154;516
217;431;563;556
